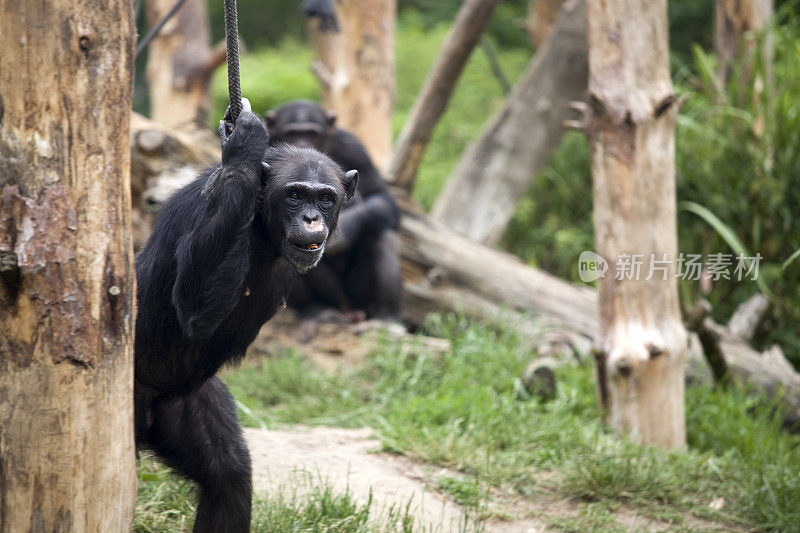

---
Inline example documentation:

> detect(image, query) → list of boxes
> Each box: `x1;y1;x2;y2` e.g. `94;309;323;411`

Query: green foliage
134;458;197;532
499;10;800;366
398;0;530;49
668;0;714;64
393;16;530;209
436;476;486;509
500;131;593;278
209;40;320;125
674;8;800;361
219;316;800;530
208;0;306;50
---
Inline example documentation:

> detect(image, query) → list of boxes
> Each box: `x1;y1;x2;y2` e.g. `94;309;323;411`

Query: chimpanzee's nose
302;211;325;233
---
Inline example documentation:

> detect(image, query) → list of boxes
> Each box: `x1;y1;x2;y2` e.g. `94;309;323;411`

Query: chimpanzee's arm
172;112;268;340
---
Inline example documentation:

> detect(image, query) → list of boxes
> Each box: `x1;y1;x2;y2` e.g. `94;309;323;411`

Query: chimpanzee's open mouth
291;241;324;252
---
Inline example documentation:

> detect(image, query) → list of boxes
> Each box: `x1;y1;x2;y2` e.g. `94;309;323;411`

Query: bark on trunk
308;0;396;170
0;1;137;530
130;117;800;433
387;0;502;191
307;17;341;106
146;0;225;127
526;0;568;48
430;0;587;246
714;0;773;88
587;0;688;449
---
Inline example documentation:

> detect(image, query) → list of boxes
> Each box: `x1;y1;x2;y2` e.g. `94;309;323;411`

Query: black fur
302;0;339;32
134;110;356;533
265;100;403;321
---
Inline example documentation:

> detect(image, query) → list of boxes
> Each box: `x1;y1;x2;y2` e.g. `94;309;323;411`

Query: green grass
135;456;418;532
134;316;800;530
393;17;529;210
218;315;800;531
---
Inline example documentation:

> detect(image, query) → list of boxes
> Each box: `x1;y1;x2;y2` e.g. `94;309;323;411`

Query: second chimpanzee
265;100;402;322
134;102;357;533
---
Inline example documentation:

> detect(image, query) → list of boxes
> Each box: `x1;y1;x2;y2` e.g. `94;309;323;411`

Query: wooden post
388;0;502;191
714;0;773;88
526;0;568;48
0;0;138;529
587;0;688;449
309;0;396;170
431;0;587;246
146;0;227;127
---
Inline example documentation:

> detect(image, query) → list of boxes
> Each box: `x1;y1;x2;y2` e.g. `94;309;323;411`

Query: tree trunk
146;0;226;127
714;0;773;89
526;0;568;48
387;0;502;191
309;0;396;170
430;0;587;246
0;1;137;530
587;0;688;449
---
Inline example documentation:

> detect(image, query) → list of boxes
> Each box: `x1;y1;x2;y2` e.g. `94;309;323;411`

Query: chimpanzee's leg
346;230;402;320
145;377;251;533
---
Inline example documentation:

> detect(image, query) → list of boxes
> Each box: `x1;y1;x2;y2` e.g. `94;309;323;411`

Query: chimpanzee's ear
326;110;337;128
264;110;277;132
343;169;358;204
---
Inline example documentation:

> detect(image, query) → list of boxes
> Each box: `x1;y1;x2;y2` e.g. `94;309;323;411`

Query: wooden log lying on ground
129;115;800;431
686;297;800;430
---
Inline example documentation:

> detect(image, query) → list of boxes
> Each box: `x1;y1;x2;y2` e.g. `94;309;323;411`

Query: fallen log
129;115;800;431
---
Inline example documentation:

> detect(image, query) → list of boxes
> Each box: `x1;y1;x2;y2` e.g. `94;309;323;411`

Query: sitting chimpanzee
134;101;357;533
265;100;402;323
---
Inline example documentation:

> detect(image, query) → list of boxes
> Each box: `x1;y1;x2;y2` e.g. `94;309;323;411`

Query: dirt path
245;426;547;532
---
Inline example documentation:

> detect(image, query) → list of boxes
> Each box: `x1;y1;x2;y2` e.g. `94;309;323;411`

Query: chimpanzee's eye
320;194;332;203
289;192;300;200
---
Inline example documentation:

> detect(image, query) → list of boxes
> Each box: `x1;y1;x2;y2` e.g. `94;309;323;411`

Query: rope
223;0;243;123
135;0;189;58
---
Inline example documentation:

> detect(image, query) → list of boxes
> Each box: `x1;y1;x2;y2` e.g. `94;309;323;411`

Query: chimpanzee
134;101;357;533
265;100;402;323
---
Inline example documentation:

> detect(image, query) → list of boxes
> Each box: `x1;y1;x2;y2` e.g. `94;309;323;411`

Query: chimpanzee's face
261;145;357;272
265;101;336;153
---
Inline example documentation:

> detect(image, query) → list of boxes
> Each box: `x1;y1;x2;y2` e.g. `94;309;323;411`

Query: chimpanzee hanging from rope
133;2;358;531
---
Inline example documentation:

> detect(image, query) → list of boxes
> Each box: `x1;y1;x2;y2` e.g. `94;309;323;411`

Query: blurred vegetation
210;40;320;117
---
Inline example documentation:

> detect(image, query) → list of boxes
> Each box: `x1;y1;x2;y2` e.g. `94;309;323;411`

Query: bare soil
245;426;547;532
